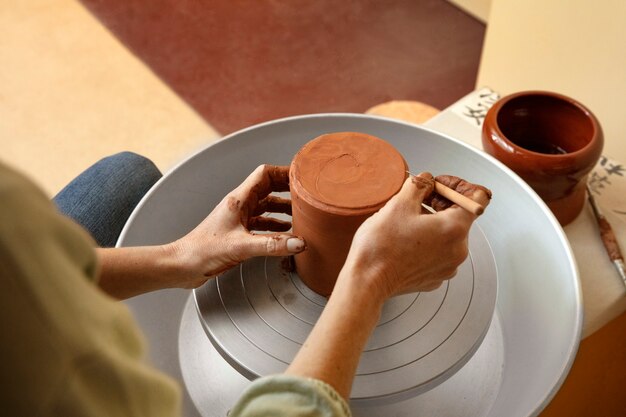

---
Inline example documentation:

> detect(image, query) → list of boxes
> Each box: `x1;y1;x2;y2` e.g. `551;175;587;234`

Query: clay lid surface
290;132;407;213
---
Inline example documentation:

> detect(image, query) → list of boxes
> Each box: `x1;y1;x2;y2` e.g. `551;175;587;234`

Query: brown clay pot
482;91;603;226
289;132;407;296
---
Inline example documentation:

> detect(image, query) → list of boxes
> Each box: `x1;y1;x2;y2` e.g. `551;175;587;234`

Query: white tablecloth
424;87;626;338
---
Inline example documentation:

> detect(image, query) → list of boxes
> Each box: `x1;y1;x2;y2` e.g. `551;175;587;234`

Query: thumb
397;172;435;207
242;233;307;258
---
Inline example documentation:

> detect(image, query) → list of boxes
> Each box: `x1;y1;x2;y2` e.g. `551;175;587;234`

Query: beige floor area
0;0;220;197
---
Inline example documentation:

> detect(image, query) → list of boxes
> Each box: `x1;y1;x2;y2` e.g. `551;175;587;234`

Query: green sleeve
229;375;352;417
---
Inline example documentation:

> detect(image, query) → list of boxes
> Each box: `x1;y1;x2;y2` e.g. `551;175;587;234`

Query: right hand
281;173;491;402
340;172;491;302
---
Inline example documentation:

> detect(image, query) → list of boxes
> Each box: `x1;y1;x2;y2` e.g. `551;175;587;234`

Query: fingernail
287;237;306;253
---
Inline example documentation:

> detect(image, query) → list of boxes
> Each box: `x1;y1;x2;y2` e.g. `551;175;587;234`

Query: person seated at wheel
1;158;490;417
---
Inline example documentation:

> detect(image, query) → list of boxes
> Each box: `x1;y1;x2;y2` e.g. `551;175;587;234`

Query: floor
1;0;484;195
80;0;485;135
541;310;626;417
1;0;217;196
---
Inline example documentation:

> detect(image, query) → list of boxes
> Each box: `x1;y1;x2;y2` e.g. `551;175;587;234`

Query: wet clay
289;132;407;296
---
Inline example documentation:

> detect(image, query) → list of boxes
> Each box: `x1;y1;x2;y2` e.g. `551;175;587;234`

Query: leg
54;152;162;247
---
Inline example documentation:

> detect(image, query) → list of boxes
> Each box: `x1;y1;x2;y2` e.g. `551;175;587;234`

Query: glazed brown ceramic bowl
482;91;603;225
289;132;407;296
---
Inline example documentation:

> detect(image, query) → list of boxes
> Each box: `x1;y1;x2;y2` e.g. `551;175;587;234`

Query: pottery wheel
191;224;497;405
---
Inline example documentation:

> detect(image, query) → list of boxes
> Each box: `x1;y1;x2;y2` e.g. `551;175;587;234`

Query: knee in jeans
111;151;154;168
108;152;162;181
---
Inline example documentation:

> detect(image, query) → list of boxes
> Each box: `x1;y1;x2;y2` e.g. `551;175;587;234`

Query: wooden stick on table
587;185;626;288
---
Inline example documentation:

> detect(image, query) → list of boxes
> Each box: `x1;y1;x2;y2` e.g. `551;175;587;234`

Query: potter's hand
171;165;306;288
96;165;306;299
342;172;491;300
284;174;491;399
427;175;493;212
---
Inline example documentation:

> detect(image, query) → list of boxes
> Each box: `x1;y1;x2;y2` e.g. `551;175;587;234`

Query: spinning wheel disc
121;114;581;417
193;225;497;404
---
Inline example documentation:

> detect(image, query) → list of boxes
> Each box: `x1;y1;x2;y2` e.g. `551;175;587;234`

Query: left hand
169;164;306;288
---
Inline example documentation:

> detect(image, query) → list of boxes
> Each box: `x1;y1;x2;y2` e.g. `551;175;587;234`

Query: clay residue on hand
226;197;241;212
411;174;435;192
425;175;492;212
267;164;290;190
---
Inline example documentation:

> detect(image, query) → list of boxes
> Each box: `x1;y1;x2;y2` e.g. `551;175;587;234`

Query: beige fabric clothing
0;161;180;416
0;161;350;417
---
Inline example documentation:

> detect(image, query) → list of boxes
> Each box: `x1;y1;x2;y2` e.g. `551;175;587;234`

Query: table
366;92;626;415
423;88;626;338
420;89;626;416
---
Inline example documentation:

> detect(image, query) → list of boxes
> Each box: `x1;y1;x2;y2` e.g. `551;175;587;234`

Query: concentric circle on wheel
194;225;497;404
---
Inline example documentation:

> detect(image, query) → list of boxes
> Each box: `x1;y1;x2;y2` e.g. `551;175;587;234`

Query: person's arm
283;266;384;399
96;165;306;299
228;173;491;416
285;172;492;398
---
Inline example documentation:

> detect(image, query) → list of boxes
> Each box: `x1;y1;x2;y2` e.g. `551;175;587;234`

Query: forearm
285;263;386;399
95;244;191;299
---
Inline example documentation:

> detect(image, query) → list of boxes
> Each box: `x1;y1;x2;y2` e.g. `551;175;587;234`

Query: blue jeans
54;152;162;247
